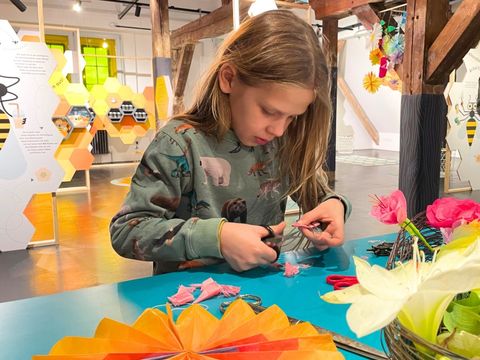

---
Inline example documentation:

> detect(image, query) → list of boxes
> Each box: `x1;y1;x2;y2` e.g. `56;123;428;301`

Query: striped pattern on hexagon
0;110;10;151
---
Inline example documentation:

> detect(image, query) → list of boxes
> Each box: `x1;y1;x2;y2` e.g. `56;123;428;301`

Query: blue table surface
0;233;397;360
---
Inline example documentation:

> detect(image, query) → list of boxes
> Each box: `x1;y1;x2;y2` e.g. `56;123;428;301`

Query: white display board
446;48;480;190
0;20;64;251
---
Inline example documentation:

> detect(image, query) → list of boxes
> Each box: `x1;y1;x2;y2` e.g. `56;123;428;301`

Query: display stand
27;192;59;248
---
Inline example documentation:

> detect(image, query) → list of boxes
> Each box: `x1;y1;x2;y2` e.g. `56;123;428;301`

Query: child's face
223;71;314;147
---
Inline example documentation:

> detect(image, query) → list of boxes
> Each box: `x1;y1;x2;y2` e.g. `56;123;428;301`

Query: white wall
337;34;401;152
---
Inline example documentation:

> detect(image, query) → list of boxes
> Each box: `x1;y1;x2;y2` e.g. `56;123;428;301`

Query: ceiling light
9;0;27;12
102;40;108;49
73;1;82;12
248;0;277;17
135;5;141;17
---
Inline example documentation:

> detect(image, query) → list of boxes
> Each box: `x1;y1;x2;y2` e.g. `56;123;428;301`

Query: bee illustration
454;100;480;147
0;109;10;151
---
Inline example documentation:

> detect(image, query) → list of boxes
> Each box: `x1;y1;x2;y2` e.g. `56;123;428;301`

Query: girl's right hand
219;222;285;272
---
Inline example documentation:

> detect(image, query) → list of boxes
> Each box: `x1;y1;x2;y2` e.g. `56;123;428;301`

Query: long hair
173;10;332;213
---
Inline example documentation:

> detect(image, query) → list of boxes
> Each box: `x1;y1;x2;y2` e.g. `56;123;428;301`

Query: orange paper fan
33;299;344;359
363;72;382;94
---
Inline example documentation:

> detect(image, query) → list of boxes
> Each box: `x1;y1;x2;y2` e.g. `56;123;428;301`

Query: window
81;38;117;90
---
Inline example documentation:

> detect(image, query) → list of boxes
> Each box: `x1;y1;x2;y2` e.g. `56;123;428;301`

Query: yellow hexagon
103;77;121;93
132;93;147;109
64;83;89;106
53;99;71;117
118;85;134;101
92;99;110;117
119;132;137;145
105;93;122;108
132;125;147;137
90;85;108;103
49;71;70;96
50;48;67;72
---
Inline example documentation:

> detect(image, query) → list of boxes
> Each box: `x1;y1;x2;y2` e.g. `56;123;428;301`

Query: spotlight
102;40;108;49
9;0;27;12
73;0;82;12
135;5;141;17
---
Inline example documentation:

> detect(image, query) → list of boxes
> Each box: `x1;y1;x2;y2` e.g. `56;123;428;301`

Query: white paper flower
321;238;480;343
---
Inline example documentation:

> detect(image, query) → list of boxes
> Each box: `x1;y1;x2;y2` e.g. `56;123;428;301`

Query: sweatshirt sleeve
109;130;224;264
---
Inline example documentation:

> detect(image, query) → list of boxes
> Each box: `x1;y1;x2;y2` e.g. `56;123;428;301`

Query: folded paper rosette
33;299;344;359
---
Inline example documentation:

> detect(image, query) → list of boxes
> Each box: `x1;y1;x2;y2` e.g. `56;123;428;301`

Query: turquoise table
0;233;397;360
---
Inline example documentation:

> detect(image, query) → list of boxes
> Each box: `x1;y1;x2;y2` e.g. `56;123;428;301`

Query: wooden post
173;44;196;114
150;0;171;129
322;18;338;182
399;0;450;216
37;0;45;42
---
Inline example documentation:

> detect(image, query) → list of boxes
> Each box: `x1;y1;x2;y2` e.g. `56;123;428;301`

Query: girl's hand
220;221;285;272
296;199;345;250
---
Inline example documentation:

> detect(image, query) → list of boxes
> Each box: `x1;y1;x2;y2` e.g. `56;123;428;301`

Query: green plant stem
401;219;434;252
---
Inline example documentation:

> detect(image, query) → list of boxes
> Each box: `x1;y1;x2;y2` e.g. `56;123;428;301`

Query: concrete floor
0;149;478;303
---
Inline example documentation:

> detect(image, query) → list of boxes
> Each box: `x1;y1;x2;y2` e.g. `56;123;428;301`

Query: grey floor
0;149;478;303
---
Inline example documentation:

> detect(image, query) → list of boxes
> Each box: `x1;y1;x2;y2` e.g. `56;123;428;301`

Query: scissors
260;225;284;262
326;274;358;290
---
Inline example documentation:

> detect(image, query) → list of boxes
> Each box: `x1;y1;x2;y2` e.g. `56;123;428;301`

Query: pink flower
426;198;480;229
370;190;407;225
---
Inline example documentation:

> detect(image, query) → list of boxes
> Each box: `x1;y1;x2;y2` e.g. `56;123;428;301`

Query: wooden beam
150;0;171;126
351;4;379;31
402;0;449;94
171;2;250;49
427;0;480;83
338;77;380;145
309;0;383;19
173;44;196;114
399;0;449;216
150;0;170;58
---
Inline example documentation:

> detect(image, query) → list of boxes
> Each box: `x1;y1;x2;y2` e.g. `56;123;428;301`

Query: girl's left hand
296;198;345;250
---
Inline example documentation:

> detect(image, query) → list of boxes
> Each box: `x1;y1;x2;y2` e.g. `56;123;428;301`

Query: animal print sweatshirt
110;119;352;274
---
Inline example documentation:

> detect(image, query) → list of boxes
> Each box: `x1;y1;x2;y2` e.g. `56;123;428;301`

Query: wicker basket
383;211;469;360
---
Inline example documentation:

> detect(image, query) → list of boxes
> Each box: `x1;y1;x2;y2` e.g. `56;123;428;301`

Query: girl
110;10;351;274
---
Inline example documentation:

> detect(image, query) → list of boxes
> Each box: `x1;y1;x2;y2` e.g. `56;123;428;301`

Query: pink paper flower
426;198;480;229
370;190;407;225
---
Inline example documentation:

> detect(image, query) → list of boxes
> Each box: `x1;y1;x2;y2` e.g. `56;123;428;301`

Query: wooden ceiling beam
171;2;250;49
426;0;480;83
351;4;379;30
309;0;384;19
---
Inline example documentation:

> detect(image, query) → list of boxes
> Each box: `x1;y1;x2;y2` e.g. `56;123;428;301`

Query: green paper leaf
437;330;480;358
443;292;480;335
387;25;396;33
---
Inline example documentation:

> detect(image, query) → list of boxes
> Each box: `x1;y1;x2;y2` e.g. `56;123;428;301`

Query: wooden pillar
150;0;171;128
399;0;450;216
173;44;195;114
322;18;338;182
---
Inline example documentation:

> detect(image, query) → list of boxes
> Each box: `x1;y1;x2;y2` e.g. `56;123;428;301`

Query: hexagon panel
52;116;73;140
0;20;63;251
445;48;480;190
67;106;94;128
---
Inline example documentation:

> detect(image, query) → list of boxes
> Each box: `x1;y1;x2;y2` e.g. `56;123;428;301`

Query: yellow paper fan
369;49;383;66
33;299;344;359
363;72;382;94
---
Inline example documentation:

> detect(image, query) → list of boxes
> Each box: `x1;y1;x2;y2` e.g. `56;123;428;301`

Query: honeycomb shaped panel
52;116;74;140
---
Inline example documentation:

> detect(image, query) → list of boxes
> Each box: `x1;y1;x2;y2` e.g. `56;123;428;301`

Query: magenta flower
426;197;480;229
370;190;407;225
370;190;433;251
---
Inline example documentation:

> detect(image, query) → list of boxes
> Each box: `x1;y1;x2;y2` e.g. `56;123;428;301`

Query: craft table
0;233;397;360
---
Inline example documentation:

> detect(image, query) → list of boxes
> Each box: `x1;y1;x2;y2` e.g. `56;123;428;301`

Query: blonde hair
174;10;332;213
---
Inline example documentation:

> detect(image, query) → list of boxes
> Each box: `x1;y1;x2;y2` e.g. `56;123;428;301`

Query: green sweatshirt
110;119;351;274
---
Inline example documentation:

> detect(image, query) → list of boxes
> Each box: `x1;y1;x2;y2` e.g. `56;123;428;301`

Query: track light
135;5;141;17
73;0;82;12
9;0;27;12
118;0;139;20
